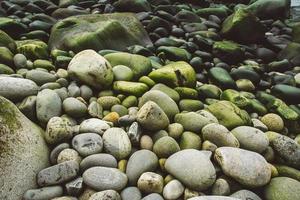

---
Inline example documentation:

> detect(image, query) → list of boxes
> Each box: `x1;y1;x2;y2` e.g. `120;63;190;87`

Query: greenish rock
97;96;121;110
189;197;239;200
215;147;271;187
0;47;13;66
274;165;300;181
231;190;262;200
138;90;179;120
55;56;72;68
17;40;49;60
111;105;128;117
212;41;244;64
0;64;14;74
168;123;184;140
153;136;180;158
36;89;62;124
196;6;229;18
26;70;57;86
148;61;196;88
264;177;300;200
122;96;138;108
221;8;265;43
68;50;113;90
63;97;87;118
180;131;202;150
151;83;180;102
174;87;198;99
112;65;134;81
246;0;290;19
278;42;300;66
113;81;149;97
174;112;215;133
0;96;49;200
49;13;152;52
33;60;55;71
157;46;192;61
105;52;152;79
59;0;78;7
197;84;222;99
139;76;156;87
114;0;151;12
0;17;27;39
165;149;216;191
231;126;269;153
13;54;27;69
206;101;252;130
268;98;299;121
202;123;240;148
88;101;103;119
209;67;236;89
221;89;250;109
230;67;261;85
0;29;16;52
271;84;300;104
179;99;204;112
137;101;170;131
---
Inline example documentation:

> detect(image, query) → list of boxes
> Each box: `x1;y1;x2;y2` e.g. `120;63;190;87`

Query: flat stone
79;118;110;135
23;186;63;200
80;153;118;171
121;187;142;200
72;133;103;157
89;190;121;200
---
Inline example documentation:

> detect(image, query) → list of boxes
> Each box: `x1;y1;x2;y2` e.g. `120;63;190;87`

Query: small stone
231;190;262;200
121;187;142;200
137;101;170;131
153;136;180;158
65;177;84;196
57;148;82;164
264;177;300;200
126;149;158;185
14;53;27;69
211;178;230;196
137;172;164;194
252;118;268;131
98;96;121;110
23;186;63;200
112;65;134;81
103;112;120;124
63;97;87;118
37;161;79;186
78;187;96;200
79;118;110;135
80;153;118;171
83;166;128;191
45;117;73;145
72;133;103;157
184;188;199;200
103;128;132;160
89;190;121;200
202;140;218;152
140;135;153;150
215;147;271;187
127;122;142;146
163;179;184;200
180;131;202;150
141;193;164;200
50;143;70;164
168;123;184;139
88;101;103;119
261;113;284;132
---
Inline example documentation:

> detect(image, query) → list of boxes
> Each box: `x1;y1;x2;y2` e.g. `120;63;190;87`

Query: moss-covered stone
213;41;245;64
157;46;192;62
180;131;202;150
148;61;196;88
49;13;152;52
209;67;237;89
264;177;300;200
0;29;16;52
16;40;49;60
0;17;27;39
33;59;55;71
151;83;180;102
179;99;204;112
0;64;14;74
0;47;13;66
113;81;149;97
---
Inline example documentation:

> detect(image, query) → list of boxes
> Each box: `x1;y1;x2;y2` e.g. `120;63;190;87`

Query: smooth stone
14;53;27;69
80;153;118;171
189;197;240;200
252;118;268;131
180;131;202;150
153;136;180;158
88;101;104;119
264;177;300;200
25;69;56;85
0;77;39;101
23;186;63;200
137;101;169;131
67;50;113;89
141;193;164;200
57;148;82;164
103;128;132;160
137;172;164;194
126;149;158;185
211;178;230;196
63;97;87;118
37;160;79;186
202;123;240;147
36;89;62;124
50;143;70;164
113;81;149;97
230;190;262;200
121;187;142;200
174;112;215;133
112;65;134;81
215;147;271;187
89;190;121;200
0;96;50;200
231;126;269;153
72;133;103;157
163;179;184;200
260;113;284;132
45;117;73;145
151;83;180;102
79;118;110;135
83;166;128;191
97;96;121;110
165;149;216;191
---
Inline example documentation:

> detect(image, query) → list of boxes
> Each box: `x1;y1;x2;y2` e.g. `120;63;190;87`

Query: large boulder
49;13;152;52
0;96;49;200
221;8;266;44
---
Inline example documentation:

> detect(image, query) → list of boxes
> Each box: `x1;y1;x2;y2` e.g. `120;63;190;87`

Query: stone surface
80;153;118;171
0;96;49;200
89;190;121;200
72;133;103;157
264;177;300;200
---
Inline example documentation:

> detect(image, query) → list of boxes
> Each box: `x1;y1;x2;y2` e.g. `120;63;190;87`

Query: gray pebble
72;133;103;157
141;193;164;200
121;187;142;200
79;118;110;135
14;53;27;69
63;97;87;118
65;177;84;196
80;153;118;171
50;143;70;164
23;186;63;200
26;69;57;85
89;190;121;200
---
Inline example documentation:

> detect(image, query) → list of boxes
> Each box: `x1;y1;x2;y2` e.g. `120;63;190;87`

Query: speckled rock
72;133;103;157
89;190;121;200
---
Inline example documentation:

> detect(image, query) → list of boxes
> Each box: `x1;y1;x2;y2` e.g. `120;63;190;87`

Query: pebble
141;193;164;200
63;97;87;118
45;117;73;144
89;190;121;200
23;186;63;200
121;187;142;200
72;133;103;157
79;118;110;135
264;177;300;200
102;128;132;160
14;53;27;69
163;179;184;200
57;148;82;164
83;166;128;191
230;190;262;200
50;143;70;164
168;123;184;139
80;153;118;171
260;113;284;132
214;147;271;187
140;135;154;150
153;136;180;158
137;172;164;194
126;149;158;185
37;160;79;186
65;177;84;196
165;149;216;191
